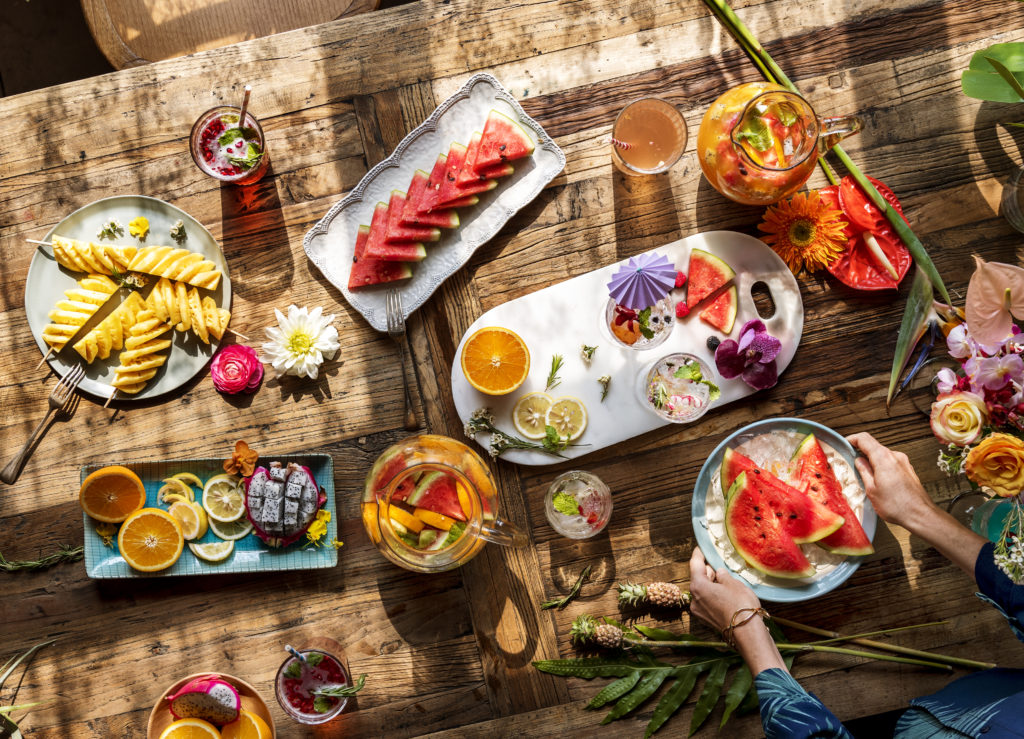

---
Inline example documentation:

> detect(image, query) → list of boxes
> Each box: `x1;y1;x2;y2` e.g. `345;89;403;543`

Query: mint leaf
218;126;258;146
227;143;263;171
543;425;568;452
733;116;772;152
704;378;721;402
772;102;798;126
552;491;579;516
674;362;703;382
284;661;302;679
638;307;655;340
313;696;334;713
305;652;325;667
443;522;466;547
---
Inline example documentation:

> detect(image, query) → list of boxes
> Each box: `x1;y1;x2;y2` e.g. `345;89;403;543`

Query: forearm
900;502;986;580
733;616;787;676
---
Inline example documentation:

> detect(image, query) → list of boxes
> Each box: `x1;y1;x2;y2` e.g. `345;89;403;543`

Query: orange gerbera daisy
758;190;848;274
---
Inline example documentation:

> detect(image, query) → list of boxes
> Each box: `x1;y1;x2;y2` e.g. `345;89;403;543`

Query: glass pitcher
361;434;526;572
696;81;862;205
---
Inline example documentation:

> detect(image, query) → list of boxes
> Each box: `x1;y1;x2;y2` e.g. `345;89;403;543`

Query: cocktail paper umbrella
607;252;677;309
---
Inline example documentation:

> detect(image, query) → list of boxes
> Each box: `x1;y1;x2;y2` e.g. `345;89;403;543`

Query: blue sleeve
974;540;1024;644
755;668;853;739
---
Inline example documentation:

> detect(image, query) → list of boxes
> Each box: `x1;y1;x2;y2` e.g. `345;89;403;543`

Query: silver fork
1;364;85;484
385;290;418;430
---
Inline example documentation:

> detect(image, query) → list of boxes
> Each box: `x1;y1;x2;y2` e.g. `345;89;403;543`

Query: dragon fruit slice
167;673;240;726
244;462;327;548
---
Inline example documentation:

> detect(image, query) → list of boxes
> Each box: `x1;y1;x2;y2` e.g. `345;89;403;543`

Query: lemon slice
188;540;234;563
160;478;194;502
545;396;588;441
209;517;254;541
170;472;204;489
161;492;190;506
202;474;245;523
168;500;208;540
512;391;553;440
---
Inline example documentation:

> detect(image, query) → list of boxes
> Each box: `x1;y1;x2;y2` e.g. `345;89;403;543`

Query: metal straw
238;85;252;127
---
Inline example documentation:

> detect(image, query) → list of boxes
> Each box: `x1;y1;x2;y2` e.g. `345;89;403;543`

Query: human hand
847;432;937;531
688;547;761;633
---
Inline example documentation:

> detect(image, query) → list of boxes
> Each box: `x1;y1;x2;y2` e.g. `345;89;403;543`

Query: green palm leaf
601;667;673;723
688;658;731;735
645;666;704;737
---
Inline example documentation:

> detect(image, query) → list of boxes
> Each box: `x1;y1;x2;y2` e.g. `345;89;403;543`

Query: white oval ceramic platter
451;231;804;465
303;73;566;332
24;195;231;401
692;417;877;602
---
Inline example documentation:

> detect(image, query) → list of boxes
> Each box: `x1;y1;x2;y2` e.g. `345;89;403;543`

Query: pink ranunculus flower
211;344;264;394
929;391;988;445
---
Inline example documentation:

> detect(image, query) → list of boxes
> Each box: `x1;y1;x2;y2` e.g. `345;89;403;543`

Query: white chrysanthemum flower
262;305;340;379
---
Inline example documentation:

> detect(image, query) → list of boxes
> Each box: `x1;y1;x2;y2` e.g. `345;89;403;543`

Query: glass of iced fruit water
275;646;352;725
190;105;270;184
362;434;527;572
545;470;612;539
641;353;717;423
611;98;687;175
605;297;675;351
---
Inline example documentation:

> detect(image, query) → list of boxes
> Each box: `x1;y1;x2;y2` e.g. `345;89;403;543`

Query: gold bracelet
721;607;769;649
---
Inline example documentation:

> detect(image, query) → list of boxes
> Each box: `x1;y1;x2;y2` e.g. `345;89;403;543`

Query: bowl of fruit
147;672;275;739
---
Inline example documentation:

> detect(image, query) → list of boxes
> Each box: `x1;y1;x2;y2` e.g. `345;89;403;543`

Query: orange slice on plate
118;507;184;572
79;465;146;523
158;718;222;739
460;326;530;395
221;709;273;739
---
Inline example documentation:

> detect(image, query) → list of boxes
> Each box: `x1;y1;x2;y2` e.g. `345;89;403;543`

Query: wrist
732;618;787;675
894;497;940;534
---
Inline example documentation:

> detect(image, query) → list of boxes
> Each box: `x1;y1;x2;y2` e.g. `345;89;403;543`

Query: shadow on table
546;528;616;602
691;174;761;235
612;167;681;258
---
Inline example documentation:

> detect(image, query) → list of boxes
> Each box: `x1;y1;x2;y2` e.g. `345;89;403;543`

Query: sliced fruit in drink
79;465;146;523
389;504;425;533
405;472;467;522
348;224;413;289
363;202;426;261
209;517;254;541
189;540;235;563
203;473;246;523
414;507;456;531
400;174;460;228
474;109;536;172
119;507;184;572
460;325;530;395
512;391;554;439
169;500;208;540
545;396;587;441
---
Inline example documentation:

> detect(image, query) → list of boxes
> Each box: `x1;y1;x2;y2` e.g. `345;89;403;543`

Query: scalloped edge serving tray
303;73;566;332
82;455;337;579
451;231;804;465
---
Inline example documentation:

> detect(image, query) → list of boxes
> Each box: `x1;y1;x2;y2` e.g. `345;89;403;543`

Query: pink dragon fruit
167;674;240;726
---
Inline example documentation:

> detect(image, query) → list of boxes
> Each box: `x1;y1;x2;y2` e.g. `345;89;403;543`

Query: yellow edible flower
965;433;1024;497
128;216;150;238
95;522;117;548
304;509;332;547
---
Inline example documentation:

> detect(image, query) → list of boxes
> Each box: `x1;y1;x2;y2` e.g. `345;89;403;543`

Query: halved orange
118;507;184;572
79;465;147;523
158;718;222;739
221;709;272;739
460;326;530;395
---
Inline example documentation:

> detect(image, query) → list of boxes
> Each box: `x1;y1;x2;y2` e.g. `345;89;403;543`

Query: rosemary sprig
542;565;592;610
546;354;565;391
464;408;586;458
0;545;83;572
312;673;367;714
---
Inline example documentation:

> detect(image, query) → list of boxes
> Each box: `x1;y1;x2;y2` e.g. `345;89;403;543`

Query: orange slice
388;504;424;534
158;718;222;739
221;709;272;739
118;507;184;572
460;326;530;395
79;465;147;523
413;507;455;531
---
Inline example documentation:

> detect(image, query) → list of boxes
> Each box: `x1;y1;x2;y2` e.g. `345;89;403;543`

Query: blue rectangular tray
82;454;338;578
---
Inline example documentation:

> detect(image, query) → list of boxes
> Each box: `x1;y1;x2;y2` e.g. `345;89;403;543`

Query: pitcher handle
480;518;528;548
818;115;863;152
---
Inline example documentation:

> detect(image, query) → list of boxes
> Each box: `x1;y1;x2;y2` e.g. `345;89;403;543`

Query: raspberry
587;512;598;525
675;270;687;288
675;302;690;318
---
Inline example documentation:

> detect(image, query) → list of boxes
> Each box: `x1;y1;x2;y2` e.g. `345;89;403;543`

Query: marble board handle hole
750;280;776;320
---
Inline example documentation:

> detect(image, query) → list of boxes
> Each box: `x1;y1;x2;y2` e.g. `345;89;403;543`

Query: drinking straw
238;85;252;127
285;645;308;664
610;137;633;150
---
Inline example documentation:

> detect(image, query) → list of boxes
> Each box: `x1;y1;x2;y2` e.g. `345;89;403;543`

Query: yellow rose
965;432;1024;497
929;391;987;446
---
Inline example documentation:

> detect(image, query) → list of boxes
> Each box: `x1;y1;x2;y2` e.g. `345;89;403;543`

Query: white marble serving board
451;231;804;465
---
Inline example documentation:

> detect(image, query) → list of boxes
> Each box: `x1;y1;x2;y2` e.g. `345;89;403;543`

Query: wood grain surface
2;0;1024;736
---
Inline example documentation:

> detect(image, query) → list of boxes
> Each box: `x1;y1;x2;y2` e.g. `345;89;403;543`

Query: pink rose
930;391;988;445
211;344;264;394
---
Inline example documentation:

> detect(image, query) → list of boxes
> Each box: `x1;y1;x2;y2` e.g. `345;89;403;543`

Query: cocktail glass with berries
275;646;352;725
544;470;612;539
641;352;716;423
605;297;674;351
190;105;270;184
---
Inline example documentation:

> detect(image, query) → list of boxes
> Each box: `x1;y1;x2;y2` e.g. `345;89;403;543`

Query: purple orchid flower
714;319;782;390
976;354;1024;390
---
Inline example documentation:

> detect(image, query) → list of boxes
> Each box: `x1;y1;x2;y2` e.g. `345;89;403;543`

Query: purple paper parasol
607;252;677;309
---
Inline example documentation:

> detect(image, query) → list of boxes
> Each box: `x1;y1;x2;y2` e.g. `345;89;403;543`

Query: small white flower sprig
262;305;340;379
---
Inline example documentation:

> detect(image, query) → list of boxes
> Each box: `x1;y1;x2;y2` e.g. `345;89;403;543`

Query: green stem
703;0;795;87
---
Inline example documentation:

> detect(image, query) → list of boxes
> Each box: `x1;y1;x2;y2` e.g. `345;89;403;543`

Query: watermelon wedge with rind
348;225;412;290
790;434;874;556
686;249;736;309
364;202;426;261
458;131;515;186
385;191;440;243
725;472;815;578
473;109;536;173
405;471;468;522
419;150;497;214
720;448;843;544
700;284;738;334
399;177;460;229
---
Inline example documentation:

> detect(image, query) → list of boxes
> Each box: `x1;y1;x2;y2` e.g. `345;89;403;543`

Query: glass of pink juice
190;105;269;184
611;98;687;175
275;647;352;725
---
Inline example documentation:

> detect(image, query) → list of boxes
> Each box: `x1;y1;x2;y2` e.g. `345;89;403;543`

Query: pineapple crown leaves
617;581;648;607
617;581;692;609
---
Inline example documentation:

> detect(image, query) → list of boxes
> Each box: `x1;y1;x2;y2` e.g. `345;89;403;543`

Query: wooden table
2;0;1023;735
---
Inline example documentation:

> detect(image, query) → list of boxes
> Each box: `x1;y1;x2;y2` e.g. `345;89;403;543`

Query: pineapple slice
40;274;119;350
128;246;222;290
73;291;146;363
51;236;137;275
146;278;231;344
111;309;172;394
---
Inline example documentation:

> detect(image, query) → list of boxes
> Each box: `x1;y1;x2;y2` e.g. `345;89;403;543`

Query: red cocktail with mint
275;648;352;725
190;105;269;184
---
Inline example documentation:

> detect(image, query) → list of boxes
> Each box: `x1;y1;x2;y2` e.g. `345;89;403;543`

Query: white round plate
24;195;231;400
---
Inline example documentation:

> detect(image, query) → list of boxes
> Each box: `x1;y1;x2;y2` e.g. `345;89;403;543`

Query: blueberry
707;336;721;352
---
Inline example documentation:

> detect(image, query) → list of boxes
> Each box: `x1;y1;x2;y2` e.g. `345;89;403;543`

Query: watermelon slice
399;176;460;229
444;194;481;208
348;225;412;290
720;448;843;544
364;445;411;503
790;435;874;556
364;202;426;261
458;131;515;186
385;191;440;243
473;110;535;173
725;472;815;578
405;471;467;522
686;249;735;308
419;150;497;214
699;285;738;333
